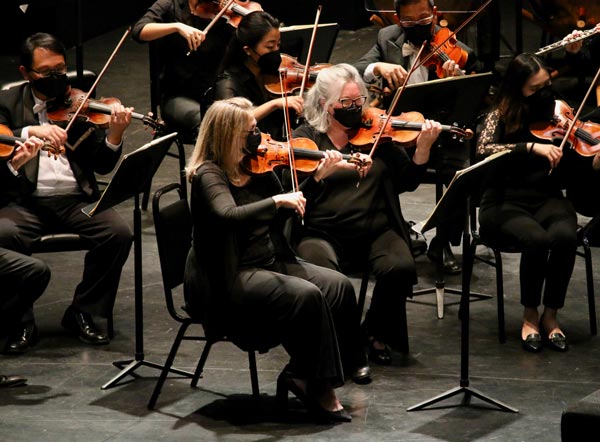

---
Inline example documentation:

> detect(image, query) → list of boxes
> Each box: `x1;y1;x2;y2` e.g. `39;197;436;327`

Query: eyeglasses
398;14;434;28
246;127;261;136
338;95;367;109
29;65;68;78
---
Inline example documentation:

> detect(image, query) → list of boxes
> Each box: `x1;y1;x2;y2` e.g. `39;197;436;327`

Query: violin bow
280;68;306;223
186;0;236;56
280;69;300;193
367;41;427;160
64;28;131;137
415;0;492;71
297;5;322;100
556;64;600;155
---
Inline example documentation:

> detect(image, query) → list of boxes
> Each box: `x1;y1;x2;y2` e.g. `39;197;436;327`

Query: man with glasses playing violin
354;0;481;275
0;33;134;352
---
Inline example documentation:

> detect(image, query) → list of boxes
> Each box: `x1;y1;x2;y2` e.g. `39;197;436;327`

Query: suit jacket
0;83;122;204
354;25;478;81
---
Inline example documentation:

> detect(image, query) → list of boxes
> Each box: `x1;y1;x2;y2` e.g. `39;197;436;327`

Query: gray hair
303;63;369;133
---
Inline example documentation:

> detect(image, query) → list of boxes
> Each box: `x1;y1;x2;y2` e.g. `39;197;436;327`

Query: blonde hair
186;97;254;182
303;63;369;133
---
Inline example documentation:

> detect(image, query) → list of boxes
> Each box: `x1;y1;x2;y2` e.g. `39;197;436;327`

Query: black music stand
407;150;518;413
280;23;340;64
394;72;494;318
79;132;193;389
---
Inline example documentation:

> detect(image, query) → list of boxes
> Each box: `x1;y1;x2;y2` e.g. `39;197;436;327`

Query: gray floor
1;5;600;442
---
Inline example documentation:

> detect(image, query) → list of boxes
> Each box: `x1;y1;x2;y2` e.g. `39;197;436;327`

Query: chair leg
148;322;191;410
175;137;188;201
583;242;597;335
191;340;214;388
248;351;260;400
357;269;370;325
494;250;506;344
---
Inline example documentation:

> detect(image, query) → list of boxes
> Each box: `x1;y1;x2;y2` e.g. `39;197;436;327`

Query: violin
192;0;262;28
0;124;63;160
349;107;473;148
47;88;165;133
529;99;600;157
264;54;332;96
421;27;469;78
241;132;366;175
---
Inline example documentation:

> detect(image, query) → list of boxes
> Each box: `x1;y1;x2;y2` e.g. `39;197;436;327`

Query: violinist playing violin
292;64;442;365
132;0;240;141
185;97;371;422
214;11;304;141
475;53;600;353
355;0;482;274
0;33;134;350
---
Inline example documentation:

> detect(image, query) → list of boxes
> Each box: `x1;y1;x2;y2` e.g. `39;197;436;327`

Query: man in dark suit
1;244;50;386
0;33;134;351
355;0;481;274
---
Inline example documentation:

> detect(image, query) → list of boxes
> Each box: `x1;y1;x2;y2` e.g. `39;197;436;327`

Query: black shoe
539;320;569;352
276;371;352;423
351;365;372;385
0;374;27;388
427;237;462;275
61;306;109;345
442;245;462;275
521;333;543;353
367;339;392;365
4;321;38;355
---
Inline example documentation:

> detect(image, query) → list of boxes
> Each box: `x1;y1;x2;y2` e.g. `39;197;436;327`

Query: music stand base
407;384;518;413
411;285;492;319
102;357;194;390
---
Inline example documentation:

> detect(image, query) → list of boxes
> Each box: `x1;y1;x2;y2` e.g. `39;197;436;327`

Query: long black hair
496;53;547;137
219;11;280;71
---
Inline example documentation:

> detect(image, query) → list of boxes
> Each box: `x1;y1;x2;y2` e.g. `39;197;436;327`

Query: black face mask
31;73;68;101
403;23;433;47
244;128;263;155
333;105;363;128
525;85;555;122
257;50;282;76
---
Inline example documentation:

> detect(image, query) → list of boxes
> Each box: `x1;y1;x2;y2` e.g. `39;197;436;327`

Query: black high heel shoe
539;319;569;352
276;371;352;423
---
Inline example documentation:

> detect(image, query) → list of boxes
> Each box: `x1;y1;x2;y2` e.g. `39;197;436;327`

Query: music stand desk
397;72;495;318
408;150;518;413
82;132;194;389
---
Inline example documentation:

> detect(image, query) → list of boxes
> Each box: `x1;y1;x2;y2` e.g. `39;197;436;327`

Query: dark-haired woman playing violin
476;52;600;353
185;97;371;421
132;0;237;141
292;63;442;364
214;11;304;141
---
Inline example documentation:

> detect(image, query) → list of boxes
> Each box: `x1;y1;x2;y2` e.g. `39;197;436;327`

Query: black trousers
296;228;414;351
228;260;362;387
0;195;133;319
161;95;202;143
0;248;49;341
479;197;578;309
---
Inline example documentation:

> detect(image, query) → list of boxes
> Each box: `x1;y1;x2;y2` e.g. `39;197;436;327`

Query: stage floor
1;5;600;441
